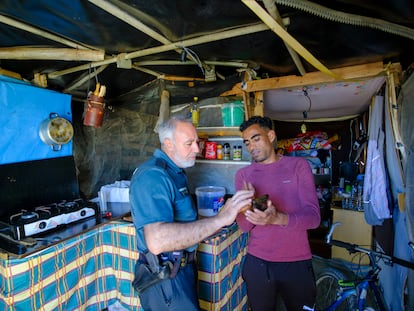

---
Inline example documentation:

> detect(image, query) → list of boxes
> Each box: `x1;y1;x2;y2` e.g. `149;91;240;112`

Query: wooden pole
48;22;270;79
0;47;105;61
242;0;340;79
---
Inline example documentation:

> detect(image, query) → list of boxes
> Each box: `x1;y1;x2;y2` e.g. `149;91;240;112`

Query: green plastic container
221;101;244;127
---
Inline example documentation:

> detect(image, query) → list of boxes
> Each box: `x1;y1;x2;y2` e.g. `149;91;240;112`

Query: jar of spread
223;143;231;160
216;144;223;160
233;145;242;160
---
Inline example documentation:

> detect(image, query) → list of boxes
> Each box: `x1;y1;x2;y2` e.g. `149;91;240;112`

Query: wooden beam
88;0;171;45
48;22;270;79
262;0;306;76
63;65;109;93
221;61;389;95
242;0;339;79
253;91;264;116
124;22;269;60
134;60;249;68
0;47;105;61
0;68;22;80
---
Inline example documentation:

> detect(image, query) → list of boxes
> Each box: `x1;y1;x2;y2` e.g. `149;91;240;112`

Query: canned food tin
205;141;217;159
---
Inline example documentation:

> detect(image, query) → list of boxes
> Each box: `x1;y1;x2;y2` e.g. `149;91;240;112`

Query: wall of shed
72;81;162;198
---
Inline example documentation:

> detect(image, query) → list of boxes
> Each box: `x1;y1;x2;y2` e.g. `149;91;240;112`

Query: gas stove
8;198;99;240
0;198;100;256
0;156;103;256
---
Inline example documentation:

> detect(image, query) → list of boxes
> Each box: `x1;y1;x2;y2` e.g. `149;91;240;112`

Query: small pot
39;112;74;151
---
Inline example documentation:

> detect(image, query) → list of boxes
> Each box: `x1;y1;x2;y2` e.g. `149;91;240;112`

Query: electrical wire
300;87;312;133
303;87;312;115
180;47;205;76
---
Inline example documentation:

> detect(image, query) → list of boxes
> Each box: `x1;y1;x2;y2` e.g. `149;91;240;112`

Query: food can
205;141;217;159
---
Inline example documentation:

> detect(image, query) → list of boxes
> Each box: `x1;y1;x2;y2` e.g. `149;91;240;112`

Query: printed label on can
205;142;217;159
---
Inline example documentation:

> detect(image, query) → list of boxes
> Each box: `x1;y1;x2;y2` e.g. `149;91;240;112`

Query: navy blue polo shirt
129;149;197;253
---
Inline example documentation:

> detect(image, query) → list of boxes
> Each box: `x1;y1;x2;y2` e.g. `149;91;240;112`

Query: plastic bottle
190;96;199;127
355;174;364;211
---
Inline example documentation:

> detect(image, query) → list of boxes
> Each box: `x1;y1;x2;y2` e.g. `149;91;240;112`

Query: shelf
196;159;250;165
207;136;242;142
197;127;241;137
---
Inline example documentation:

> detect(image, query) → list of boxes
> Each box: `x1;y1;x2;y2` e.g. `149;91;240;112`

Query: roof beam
262;0;306;76
221;61;393;95
88;0;171;45
133;60;248;68
0;47;105;61
242;0;339;79
47;22;269;79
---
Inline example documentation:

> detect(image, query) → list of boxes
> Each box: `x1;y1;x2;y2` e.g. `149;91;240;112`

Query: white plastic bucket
195;186;225;217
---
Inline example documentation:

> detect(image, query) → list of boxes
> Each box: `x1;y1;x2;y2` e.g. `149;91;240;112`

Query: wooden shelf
197;126;241;137
196;159;250;165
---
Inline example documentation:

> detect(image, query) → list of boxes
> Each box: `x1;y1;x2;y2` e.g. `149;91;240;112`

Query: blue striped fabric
197;223;249;311
0;221;249;311
0;221;141;311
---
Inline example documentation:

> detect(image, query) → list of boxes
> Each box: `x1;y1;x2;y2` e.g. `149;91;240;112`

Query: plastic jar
223;143;231;160
216;144;223;160
233;145;242;160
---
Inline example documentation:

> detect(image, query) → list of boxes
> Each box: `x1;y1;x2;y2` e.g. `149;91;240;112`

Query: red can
204;141;217;159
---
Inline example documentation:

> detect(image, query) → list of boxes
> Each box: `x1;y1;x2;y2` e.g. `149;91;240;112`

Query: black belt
139;250;196;278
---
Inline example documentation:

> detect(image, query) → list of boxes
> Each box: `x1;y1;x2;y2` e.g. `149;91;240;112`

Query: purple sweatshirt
235;155;320;262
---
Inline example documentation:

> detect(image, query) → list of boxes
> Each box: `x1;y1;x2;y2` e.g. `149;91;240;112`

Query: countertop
0;202;131;258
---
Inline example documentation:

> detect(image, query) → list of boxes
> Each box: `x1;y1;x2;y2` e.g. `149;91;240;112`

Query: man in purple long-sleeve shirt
235;116;321;311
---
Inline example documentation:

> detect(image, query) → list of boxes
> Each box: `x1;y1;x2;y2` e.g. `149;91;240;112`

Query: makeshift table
0;220;248;311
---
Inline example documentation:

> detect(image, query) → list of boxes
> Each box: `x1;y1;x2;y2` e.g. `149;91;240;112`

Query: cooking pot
39;112;74;151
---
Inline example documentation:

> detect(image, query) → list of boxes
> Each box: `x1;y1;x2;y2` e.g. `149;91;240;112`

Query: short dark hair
239;116;274;132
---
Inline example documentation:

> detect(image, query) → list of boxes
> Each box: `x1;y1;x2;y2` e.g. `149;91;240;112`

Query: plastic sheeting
0;75;72;164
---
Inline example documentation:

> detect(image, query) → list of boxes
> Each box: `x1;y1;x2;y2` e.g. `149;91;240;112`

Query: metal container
39;112;74;151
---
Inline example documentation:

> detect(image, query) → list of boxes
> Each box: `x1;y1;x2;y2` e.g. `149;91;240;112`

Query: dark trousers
242;254;316;311
138;263;200;311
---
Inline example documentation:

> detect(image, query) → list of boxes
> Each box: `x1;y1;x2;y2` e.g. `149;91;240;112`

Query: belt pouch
132;253;170;294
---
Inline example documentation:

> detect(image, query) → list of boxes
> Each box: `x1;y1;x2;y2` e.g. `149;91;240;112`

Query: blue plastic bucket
221;101;244;127
195;186;225;217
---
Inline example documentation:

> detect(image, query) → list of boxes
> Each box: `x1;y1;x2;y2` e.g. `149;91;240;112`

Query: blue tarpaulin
0;75;72;164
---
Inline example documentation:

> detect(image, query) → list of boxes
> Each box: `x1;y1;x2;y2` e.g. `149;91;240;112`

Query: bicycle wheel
315;266;357;311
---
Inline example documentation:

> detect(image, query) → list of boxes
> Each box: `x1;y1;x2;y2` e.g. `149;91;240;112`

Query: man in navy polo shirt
130;116;253;310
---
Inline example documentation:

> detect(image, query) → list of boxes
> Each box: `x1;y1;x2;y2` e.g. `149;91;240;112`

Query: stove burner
10;210;40;225
21;211;37;220
58;200;80;212
7;198;99;241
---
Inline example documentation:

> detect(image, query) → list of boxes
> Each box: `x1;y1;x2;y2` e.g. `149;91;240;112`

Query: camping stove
8;198;99;240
